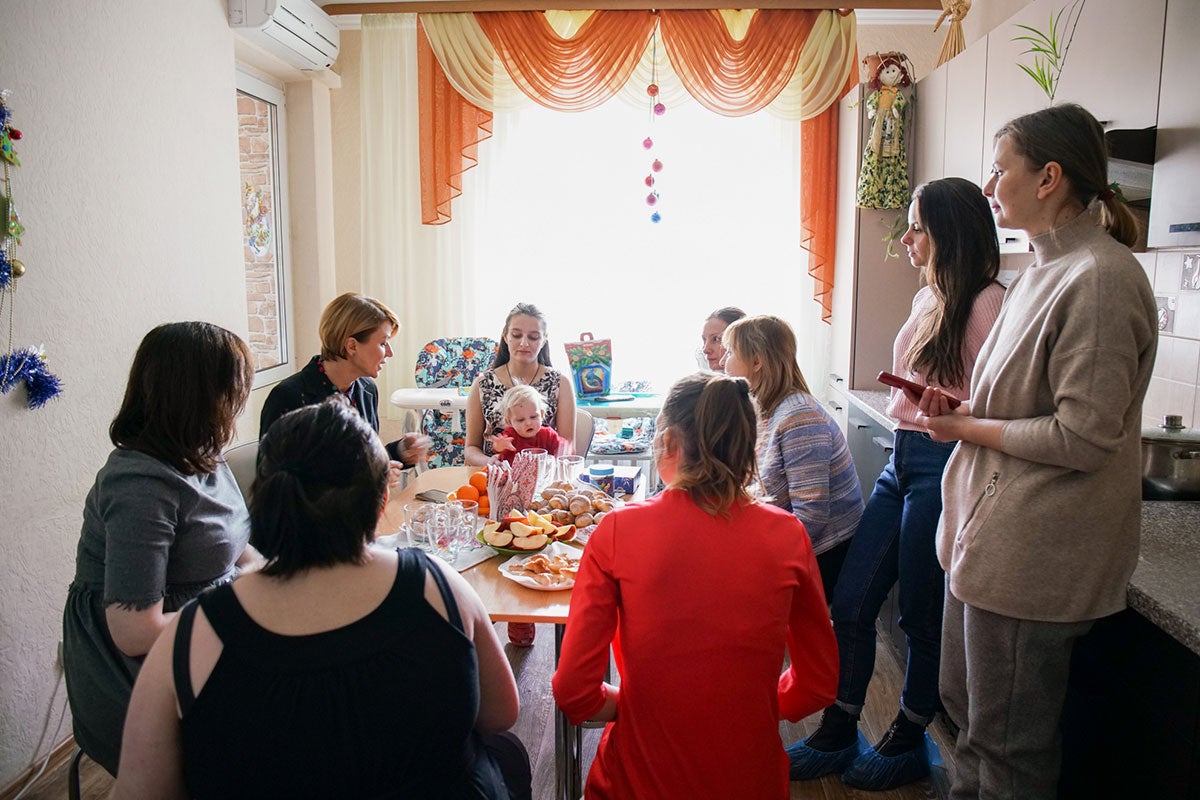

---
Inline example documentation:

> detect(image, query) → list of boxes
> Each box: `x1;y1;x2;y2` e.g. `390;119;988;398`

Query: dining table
380;465;586;800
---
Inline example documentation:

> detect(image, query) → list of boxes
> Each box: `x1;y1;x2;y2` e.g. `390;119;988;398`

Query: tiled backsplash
1143;250;1200;427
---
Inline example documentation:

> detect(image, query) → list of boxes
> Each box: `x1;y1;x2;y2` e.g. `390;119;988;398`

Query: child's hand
489;434;515;453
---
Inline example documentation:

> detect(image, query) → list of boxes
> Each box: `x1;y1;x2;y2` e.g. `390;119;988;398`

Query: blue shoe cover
840;732;936;790
786;730;866;780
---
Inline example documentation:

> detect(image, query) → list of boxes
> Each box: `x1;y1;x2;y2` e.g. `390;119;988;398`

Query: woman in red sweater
552;372;837;799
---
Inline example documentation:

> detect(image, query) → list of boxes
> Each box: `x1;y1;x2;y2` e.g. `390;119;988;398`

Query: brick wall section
238;91;281;371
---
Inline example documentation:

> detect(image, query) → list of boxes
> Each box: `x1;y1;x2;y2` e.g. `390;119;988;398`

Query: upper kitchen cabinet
912;61;947;188
1148;0;1200;248
984;0;1166;139
942;36;989;187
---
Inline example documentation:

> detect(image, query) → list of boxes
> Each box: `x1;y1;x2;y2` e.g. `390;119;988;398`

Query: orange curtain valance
411;9;857;321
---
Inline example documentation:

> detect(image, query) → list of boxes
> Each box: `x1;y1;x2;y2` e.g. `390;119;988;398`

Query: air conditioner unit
229;0;340;71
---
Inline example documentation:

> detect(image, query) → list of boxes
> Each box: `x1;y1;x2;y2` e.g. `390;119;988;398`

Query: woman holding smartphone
787;177;1004;790
919;105;1156;799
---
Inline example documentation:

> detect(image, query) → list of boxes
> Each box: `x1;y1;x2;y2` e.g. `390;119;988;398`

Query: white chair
222;440;259;503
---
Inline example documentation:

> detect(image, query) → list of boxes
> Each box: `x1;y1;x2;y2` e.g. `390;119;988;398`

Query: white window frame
236;69;295;388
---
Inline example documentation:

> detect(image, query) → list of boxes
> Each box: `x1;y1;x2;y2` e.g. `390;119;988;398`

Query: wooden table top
383;466;574;624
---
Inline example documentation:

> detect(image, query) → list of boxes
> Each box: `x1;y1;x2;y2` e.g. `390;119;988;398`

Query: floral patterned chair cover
414;337;498;468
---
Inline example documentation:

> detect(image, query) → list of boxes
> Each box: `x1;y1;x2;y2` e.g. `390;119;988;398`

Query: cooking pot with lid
1142;415;1200;500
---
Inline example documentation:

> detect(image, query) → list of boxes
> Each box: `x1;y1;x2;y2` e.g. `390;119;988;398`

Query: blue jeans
829;429;956;721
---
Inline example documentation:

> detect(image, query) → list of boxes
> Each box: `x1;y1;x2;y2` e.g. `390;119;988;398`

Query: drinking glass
404;502;436;552
448;499;481;551
523;448;553;493
427;504;461;563
556;455;585;484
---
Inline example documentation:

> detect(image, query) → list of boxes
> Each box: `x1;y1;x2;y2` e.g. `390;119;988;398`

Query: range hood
1105;127;1155;205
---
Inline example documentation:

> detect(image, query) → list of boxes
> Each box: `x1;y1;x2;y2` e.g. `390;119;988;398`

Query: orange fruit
469;471;489;493
446;491;457;502
455;484;481;502
477;497;490;515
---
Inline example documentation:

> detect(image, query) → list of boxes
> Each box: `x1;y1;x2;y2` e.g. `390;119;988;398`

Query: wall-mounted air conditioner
229;0;340;71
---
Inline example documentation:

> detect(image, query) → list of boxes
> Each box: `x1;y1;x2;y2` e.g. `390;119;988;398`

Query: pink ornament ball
642;137;653;150
652;159;663;173
653;102;666;116
646;192;658;206
647;83;659;98
645;175;655;187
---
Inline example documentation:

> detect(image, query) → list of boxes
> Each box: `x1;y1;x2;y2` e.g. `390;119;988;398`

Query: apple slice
552;524;577;542
483;529;515;547
481;520;502;537
502;513;528;525
509;521;540;539
531;512;558;534
511;532;550;551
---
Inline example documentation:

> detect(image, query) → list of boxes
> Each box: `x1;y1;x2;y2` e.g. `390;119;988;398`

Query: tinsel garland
0;347;61;409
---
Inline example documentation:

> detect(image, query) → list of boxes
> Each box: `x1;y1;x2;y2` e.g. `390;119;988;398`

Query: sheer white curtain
361;14;486;415
361;17;829;407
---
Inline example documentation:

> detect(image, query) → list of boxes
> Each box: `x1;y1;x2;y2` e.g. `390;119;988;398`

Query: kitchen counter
844;390;1200;656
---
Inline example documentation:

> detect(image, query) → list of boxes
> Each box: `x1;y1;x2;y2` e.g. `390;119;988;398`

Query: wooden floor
22;622;953;800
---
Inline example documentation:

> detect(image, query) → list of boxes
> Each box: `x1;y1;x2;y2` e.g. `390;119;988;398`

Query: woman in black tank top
113;399;530;799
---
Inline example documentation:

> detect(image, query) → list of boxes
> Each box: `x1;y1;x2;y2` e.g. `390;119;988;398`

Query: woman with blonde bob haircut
723;315;864;598
553;372;837;799
261;292;428;483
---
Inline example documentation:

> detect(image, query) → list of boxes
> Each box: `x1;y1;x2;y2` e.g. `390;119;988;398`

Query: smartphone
415;489;450;503
877;371;962;409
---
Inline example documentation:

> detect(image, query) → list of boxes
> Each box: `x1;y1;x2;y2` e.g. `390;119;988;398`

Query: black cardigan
259;355;404;461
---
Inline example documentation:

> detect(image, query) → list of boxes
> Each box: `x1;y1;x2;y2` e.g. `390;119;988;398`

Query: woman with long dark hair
553;372;836;799
787;177;1005;790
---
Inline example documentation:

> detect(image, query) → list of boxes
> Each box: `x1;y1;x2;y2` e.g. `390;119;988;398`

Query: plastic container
587;463;615;496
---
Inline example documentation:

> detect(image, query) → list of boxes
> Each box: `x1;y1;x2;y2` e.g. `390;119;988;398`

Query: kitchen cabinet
941;36;988;187
983;0;1165;139
827;87;926;396
1148;0;1200;248
912;61;946;188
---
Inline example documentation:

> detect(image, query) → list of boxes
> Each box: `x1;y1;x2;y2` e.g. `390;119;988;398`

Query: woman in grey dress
62;321;263;775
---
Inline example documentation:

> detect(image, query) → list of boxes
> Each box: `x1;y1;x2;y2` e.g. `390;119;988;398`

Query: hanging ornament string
0;90;62;410
641;22;665;224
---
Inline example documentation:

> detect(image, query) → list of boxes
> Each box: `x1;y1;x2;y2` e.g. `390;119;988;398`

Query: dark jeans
829;429;956;721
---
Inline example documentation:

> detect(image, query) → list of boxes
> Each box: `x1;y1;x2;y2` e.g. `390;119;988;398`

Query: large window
466;99;828;392
236;71;292;386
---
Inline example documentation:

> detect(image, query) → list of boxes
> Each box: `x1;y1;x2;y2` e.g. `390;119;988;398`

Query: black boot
874;710;927;757
806;704;860;752
785;705;862;780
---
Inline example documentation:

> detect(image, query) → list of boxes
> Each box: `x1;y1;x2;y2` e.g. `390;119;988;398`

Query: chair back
573;408;595;457
223;440;259;503
414;337;498;468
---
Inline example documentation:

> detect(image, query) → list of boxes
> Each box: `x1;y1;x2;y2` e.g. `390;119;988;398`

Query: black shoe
874;710;927;758
805;704;860;752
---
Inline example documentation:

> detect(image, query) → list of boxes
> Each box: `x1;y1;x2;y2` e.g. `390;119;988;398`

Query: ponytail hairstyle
659;372;759;519
995;103;1139;247
721;315;811;419
252;398;389;578
492;303;552;369
903;178;1001;386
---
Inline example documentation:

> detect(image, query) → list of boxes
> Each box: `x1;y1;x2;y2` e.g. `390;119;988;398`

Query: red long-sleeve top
495;425;569;464
552;489;837;799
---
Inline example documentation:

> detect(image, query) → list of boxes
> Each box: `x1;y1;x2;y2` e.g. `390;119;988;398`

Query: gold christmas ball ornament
10;259;24;277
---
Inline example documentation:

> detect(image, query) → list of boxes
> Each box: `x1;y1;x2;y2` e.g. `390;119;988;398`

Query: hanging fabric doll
855;55;913;210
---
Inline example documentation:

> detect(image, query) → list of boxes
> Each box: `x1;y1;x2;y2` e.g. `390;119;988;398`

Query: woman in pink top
552;372;837;800
787;177;1005;790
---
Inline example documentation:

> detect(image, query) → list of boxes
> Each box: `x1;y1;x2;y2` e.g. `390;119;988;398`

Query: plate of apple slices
477;510;578;557
498;542;582;591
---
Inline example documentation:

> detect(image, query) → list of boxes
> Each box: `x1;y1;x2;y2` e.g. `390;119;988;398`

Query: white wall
0;0;248;785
